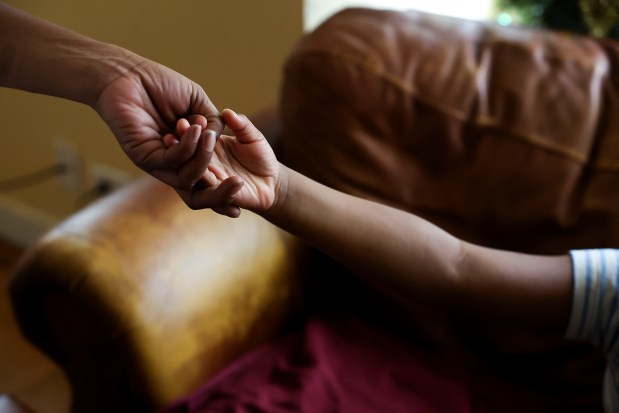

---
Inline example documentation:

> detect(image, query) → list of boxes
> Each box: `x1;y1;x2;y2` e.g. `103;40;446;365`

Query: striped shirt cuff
566;249;619;350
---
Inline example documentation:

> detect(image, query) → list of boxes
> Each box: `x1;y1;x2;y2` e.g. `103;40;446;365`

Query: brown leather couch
10;7;619;412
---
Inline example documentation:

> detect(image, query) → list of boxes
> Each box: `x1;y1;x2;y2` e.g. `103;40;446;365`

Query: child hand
165;109;281;217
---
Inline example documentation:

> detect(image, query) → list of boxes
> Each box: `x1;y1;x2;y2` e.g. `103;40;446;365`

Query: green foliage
496;0;554;26
496;0;609;37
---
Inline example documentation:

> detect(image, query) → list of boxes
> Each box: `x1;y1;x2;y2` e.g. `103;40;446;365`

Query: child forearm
266;166;572;331
266;166;469;304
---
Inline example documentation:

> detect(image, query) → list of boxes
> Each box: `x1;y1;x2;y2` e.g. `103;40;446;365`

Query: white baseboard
0;195;59;248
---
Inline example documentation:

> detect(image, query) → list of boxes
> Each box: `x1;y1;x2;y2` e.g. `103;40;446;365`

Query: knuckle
176;182;195;191
186;202;201;211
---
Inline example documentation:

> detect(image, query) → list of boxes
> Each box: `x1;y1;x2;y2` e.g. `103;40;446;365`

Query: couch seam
285;50;619;171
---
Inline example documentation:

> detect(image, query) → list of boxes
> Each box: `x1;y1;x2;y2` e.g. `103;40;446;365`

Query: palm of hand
95;61;222;189
96;73;164;170
209;135;279;212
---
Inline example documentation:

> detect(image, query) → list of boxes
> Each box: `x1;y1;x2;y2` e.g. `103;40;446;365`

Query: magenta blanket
156;305;605;413
157;311;475;413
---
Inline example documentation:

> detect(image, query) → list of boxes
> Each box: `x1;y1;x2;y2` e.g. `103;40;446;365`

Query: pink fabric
157;311;472;413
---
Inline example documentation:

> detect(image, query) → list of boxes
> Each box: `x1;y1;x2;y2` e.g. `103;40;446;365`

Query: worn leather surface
280;8;614;411
9;176;306;413
282;8;619;254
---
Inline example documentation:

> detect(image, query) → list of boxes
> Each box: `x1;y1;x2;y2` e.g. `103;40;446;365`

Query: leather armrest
9;175;306;413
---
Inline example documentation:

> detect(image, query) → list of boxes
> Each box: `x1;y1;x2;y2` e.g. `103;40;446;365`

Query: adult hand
0;2;223;201
94;59;223;191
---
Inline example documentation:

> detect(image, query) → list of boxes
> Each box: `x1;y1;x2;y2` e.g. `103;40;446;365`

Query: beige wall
0;0;303;234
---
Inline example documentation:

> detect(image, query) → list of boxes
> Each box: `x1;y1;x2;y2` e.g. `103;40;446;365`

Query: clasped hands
162;109;281;218
94;59;280;217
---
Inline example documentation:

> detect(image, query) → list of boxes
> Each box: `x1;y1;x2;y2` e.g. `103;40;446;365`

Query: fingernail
205;130;217;152
229;181;244;198
192;125;201;143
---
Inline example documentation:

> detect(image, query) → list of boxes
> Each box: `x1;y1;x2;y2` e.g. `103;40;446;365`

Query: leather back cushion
280;8;619;255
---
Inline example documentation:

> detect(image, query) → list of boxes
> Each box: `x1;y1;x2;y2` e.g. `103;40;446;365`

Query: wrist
262;163;290;222
81;42;146;106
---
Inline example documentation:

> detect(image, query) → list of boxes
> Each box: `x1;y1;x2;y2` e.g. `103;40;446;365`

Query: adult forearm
0;2;142;105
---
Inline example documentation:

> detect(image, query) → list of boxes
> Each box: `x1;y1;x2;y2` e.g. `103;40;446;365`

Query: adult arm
0;2;137;104
0;2;223;196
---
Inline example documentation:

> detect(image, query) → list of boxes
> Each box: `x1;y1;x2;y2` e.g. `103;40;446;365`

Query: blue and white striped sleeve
566;248;619;413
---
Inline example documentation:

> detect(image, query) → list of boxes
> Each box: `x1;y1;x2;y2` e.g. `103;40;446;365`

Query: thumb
222;108;263;143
